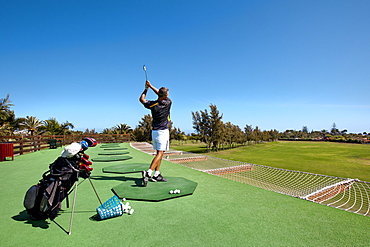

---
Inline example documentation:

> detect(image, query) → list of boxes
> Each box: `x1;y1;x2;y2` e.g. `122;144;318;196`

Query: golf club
143;65;148;81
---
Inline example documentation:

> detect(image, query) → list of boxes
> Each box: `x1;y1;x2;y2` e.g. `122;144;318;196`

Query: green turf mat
112;177;198;201
103;148;127;150
102;163;148;174
98;151;130;155
92;156;132;162
100;144;120;148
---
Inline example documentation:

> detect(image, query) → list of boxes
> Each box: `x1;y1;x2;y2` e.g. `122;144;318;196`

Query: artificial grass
100;144;120;148
0;143;369;246
112;177;198;201
102;163;149;174
103;148;127;150
92;155;132;162
98;151;130;155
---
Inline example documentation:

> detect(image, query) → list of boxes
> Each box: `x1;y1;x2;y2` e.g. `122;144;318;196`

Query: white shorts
152;129;169;151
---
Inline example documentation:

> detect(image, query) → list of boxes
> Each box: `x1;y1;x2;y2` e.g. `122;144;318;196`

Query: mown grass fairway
171;141;370;182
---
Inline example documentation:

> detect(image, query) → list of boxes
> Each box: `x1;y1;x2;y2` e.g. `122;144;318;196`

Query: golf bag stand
66;177;102;235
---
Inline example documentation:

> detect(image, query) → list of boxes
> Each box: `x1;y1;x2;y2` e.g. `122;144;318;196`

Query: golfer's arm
139;89;148;104
149;84;159;95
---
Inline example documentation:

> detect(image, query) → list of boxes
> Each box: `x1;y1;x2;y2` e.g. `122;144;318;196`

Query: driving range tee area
1;142;369;246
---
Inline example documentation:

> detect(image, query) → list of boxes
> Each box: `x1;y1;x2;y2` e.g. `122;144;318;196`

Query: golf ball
129;209;134;215
170;190;174;194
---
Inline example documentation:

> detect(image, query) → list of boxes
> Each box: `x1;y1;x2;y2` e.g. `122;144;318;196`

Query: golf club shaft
143;65;148;81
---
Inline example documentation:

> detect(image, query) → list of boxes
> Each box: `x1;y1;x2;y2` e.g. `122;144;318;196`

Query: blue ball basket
96;195;123;220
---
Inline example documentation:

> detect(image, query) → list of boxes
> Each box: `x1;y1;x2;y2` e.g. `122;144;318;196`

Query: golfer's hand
145;80;151;89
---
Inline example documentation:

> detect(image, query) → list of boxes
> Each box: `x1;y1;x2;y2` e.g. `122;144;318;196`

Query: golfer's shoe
142;171;149;187
150;174;168;182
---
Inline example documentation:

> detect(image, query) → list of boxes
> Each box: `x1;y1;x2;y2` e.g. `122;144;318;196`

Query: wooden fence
0;134;130;156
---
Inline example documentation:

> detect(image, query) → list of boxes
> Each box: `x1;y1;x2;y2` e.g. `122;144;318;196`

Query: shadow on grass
91;175;144;188
12;210;50;229
89;213;124;221
12;209;100;233
89;214;102;221
91;175;142;184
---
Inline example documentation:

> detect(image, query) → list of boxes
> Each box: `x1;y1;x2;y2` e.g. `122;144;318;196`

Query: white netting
131;143;370;217
168;151;370;217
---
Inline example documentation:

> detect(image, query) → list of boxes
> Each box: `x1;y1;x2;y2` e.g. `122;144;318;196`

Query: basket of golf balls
96;195;134;220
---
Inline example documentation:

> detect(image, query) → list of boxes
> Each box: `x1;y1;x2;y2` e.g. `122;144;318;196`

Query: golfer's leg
149;150;164;171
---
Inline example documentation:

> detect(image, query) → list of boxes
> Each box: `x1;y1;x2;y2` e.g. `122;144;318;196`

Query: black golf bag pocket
24;184;40;210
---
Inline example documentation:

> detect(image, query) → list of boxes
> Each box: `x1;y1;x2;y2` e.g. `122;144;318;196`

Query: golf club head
143;65;148;81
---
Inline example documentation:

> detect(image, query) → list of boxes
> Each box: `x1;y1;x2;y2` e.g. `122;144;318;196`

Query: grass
171;141;370;182
1;142;369;246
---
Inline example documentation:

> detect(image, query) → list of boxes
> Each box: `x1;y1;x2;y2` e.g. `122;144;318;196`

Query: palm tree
19;116;44;135
0;94;18;136
43;118;59;135
0;94;13;111
0;111;18;136
59;121;74;135
43;118;74;135
102;127;114;134
114;123;132;134
0;94;13;125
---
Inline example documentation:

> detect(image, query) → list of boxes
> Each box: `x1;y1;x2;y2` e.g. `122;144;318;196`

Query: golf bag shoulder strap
49;157;79;176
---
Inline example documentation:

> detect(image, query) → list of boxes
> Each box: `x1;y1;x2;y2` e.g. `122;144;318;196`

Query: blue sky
1;0;369;134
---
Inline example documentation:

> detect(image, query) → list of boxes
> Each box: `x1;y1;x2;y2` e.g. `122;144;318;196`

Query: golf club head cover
80;140;89;151
79;163;93;172
79;169;91;179
83;137;98;147
81;157;92;166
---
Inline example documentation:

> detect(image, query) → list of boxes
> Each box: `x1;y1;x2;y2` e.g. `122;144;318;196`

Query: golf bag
23;152;92;221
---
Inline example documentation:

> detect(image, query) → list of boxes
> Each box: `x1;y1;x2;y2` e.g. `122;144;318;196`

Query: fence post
19;136;24;155
37;136;41;151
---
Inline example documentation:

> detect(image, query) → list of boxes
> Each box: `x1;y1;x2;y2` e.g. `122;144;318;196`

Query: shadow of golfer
91;175;141;183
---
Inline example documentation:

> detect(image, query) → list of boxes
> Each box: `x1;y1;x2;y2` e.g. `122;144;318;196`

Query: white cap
61;142;82;158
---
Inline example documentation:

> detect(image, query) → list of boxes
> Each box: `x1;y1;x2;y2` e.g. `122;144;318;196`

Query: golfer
139;80;172;187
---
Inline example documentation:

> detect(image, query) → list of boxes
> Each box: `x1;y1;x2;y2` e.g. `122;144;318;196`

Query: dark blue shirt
143;98;172;130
